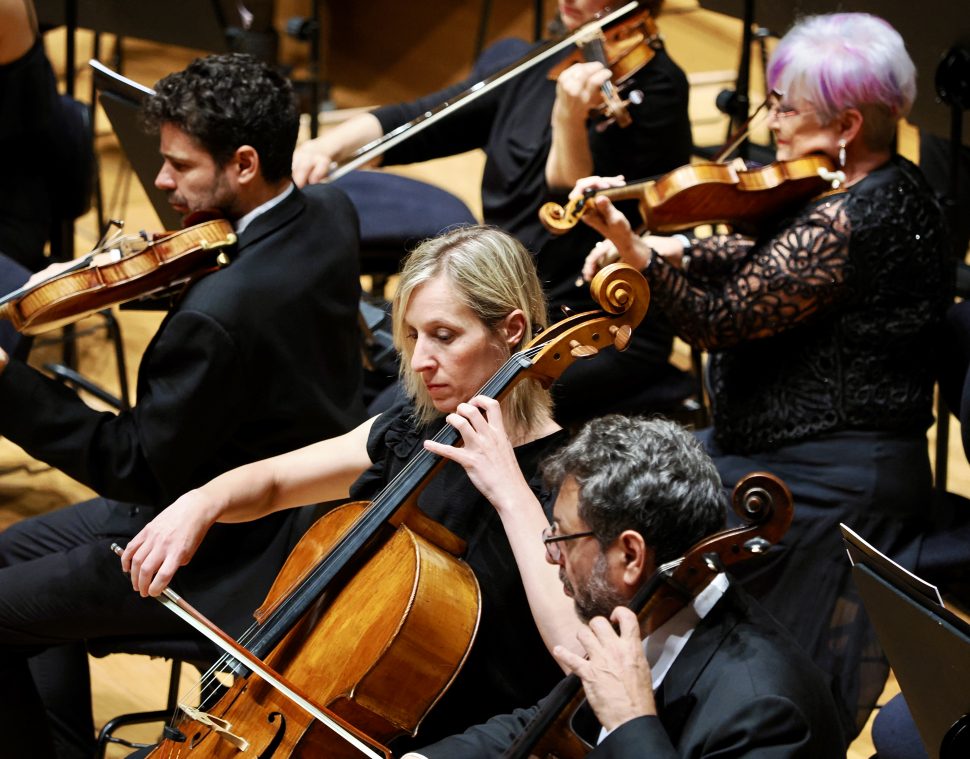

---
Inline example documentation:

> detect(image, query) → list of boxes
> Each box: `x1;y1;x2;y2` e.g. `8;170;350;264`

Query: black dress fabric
372;37;695;424
349;400;568;749
0;37;60;271
641;156;952;739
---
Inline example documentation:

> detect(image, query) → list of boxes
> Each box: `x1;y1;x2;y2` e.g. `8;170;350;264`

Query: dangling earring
838;139;847;169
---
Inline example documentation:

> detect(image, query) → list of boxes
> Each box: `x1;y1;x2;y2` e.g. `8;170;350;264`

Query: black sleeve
373;38;533;166
646;195;853;351
417;703;541;758
0;309;248;507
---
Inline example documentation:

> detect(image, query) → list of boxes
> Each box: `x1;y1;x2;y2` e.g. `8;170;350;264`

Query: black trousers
0;498;188;759
0;251;31;360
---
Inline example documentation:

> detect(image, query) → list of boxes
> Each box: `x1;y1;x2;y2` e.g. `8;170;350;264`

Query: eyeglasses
542;524;595;562
768;98;814;120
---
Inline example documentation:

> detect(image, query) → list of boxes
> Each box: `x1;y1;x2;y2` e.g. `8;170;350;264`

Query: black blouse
349;402;569;746
643;156;951;454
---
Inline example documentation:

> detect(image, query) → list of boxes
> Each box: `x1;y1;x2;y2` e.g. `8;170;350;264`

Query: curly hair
142;53;299;182
543;415;725;566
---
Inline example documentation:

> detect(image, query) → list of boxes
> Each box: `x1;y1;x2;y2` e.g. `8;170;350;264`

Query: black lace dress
641;155;952;742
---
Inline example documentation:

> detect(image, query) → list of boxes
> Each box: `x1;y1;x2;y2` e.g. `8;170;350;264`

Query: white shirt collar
598;573;728;744
233;182;295;235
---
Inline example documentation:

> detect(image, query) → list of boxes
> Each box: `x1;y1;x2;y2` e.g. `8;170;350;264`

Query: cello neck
245;347;541;660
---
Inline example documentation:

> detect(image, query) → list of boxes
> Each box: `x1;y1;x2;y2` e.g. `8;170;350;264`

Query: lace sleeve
686;233;755;280
648;195;851;350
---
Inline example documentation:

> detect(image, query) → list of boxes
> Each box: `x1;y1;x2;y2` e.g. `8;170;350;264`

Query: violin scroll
540;154;841;237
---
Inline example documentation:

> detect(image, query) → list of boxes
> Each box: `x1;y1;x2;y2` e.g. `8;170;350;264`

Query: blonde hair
391;225;552;431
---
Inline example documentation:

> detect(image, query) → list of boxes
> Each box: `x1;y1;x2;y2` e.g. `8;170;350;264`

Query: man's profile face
550;476;626;623
154;123;239;221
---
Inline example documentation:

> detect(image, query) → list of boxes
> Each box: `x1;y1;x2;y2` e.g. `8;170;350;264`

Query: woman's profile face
403;274;510;414
558;0;614;31
768;94;842;163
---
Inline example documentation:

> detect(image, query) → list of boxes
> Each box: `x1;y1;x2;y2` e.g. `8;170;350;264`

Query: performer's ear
617;530;652;589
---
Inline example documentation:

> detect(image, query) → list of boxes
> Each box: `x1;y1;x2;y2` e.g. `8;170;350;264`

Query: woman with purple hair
574;12;952;746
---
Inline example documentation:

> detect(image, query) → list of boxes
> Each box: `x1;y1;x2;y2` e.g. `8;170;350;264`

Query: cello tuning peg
744;536;771;554
626;89;644;106
568;339;598;357
609;324;632;351
701;551;723;572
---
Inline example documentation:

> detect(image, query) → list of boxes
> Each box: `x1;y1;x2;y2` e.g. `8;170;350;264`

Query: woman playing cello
292;0;694;426
123;226;596;750
577;12;952;745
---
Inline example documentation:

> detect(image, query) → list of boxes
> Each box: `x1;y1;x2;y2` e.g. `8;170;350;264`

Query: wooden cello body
149;503;479;758
145;263;652;758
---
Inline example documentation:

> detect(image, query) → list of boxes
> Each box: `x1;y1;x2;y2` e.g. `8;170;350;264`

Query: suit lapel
235;186;305;253
657;584;745;745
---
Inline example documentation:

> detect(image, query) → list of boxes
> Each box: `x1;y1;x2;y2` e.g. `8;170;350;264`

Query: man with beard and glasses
0;53;365;759
405;415;846;758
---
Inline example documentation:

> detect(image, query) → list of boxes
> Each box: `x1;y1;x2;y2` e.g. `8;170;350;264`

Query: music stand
841;524;970;759
89;61;180;231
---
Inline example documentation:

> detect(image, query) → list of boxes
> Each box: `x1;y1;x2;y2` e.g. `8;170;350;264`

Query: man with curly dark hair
0;53;366;759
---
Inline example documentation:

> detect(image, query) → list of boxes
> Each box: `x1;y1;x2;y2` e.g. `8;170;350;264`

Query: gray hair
767;13;916;151
543;415;726;565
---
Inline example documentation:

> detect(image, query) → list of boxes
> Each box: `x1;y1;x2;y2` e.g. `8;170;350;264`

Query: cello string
240;344;546;654
157;341;552;724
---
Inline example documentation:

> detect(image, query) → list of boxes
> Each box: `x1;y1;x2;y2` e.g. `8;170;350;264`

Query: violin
130;263;651;758
546;8;660;130
0;218;236;335
539;154;846;236
504;471;794;759
328;1;644;180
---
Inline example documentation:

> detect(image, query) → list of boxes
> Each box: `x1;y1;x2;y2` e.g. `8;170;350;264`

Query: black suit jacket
0;184;367;631
418;583;846;758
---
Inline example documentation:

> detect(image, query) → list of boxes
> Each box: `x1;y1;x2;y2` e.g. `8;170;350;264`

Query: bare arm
122;416;377;596
424;397;586;661
291;112;383;187
0;0;36;64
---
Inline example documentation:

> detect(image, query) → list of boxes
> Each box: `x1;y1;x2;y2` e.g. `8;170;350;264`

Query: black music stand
841;524;970;759
90;62;180;231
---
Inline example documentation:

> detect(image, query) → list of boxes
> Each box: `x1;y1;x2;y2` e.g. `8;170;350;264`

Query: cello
504;470;794;758
124;263;651;758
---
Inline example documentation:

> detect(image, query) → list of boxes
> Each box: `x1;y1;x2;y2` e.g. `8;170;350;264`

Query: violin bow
327;1;643;181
